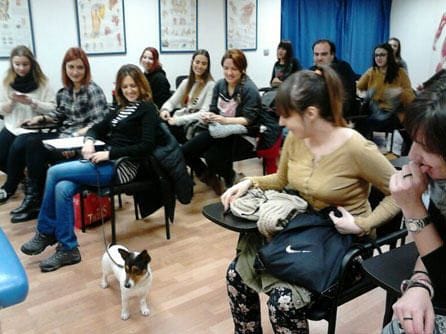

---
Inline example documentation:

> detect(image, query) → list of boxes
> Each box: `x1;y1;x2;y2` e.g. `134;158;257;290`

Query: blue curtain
281;0;391;75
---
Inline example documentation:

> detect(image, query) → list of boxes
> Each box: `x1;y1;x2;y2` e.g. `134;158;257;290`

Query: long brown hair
61;47;91;88
182;49;213;106
3;45;47;87
114;64;152;108
275;65;347;127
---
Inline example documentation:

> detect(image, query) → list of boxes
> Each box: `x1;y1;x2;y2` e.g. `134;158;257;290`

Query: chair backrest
175;75;188;89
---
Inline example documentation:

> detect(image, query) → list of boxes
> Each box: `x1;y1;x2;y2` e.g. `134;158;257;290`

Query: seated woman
270;40;302;88
159;49;215;143
139;46;171;109
383;83;446;333
9;47;108;224
181;49;262;195
0;45;56;204
220;66;400;334
356;43;415;139
20;64;161;272
388;37;408;72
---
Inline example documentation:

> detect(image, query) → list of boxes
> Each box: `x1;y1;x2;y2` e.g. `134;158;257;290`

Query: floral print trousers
226;260;309;334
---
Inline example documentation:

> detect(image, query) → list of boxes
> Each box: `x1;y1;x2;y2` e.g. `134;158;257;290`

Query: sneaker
21;232;57;255
0;188;10;204
39;246;81;272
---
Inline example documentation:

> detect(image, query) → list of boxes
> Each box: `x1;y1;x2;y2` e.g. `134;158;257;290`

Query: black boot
10;178;31;214
11;179;42;223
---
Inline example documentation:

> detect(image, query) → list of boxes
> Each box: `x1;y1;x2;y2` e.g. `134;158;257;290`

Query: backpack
254;209;353;294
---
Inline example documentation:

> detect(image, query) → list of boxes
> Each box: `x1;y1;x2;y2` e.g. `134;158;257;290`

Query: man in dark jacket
310;39;358;118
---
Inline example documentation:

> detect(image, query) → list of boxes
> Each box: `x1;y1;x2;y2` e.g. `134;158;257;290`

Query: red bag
73;192;112;229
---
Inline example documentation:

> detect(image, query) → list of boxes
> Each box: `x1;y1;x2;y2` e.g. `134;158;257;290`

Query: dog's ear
118;248;129;261
138;250;151;263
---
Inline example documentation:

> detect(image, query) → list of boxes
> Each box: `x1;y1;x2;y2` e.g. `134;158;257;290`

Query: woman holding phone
0;45;56;204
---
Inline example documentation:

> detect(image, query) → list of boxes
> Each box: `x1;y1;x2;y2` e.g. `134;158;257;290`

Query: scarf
10;71;38;93
430;179;446;218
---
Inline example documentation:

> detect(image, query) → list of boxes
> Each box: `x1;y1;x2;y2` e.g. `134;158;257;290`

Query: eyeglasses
374;53;388;58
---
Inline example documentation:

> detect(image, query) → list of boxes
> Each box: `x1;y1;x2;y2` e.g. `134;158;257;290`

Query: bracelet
401;279;434;298
83;136;95;143
412;270;429;277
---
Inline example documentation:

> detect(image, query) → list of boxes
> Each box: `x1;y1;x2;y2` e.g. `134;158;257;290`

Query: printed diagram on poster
226;0;257;51
0;0;35;58
159;0;197;53
75;0;126;55
433;11;446;73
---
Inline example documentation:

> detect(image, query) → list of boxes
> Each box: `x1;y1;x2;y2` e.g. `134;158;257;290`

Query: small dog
101;244;152;320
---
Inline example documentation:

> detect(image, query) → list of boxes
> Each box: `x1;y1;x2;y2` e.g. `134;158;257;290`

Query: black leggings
181;130;236;184
0;130;58;194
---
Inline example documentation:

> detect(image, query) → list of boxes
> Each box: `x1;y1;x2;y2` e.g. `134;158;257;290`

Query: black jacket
135;123;193;218
144;68;172;110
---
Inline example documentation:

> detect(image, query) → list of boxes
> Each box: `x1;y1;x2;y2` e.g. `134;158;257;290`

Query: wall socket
263;49;269;56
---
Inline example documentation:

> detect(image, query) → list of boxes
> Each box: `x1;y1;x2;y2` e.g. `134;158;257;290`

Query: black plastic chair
175;75;188;89
79;156;175;243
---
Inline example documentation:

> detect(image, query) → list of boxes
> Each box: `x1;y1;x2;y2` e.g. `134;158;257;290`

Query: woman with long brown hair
20;64;161;272
0;45;56;204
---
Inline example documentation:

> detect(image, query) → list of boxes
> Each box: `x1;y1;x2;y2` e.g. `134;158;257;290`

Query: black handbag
254;209;353;294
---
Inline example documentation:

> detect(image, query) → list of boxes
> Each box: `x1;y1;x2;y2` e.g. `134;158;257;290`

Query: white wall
390;0;446;87
0;0;281;102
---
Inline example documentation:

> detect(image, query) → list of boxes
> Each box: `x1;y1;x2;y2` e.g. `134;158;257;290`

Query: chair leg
164;205;171;240
133;198;140;220
326;306;338;334
118;194;123;208
79;191;86;233
110;194;116;245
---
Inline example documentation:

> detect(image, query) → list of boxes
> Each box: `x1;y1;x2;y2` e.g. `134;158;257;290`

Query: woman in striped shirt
20;64;161;272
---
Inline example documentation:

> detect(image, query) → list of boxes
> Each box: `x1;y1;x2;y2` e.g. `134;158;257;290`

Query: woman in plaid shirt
10;47;108;224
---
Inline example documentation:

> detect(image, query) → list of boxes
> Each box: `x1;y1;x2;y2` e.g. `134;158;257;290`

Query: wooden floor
0;159;389;334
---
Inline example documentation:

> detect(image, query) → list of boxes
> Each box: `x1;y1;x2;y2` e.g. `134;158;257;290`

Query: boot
11;179;42;223
10;178;31;214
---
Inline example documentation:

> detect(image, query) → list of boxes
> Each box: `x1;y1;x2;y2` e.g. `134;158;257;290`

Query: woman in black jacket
20;64;161;273
140;46;171;109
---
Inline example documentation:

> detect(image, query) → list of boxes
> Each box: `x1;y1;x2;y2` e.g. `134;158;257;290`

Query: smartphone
12;91;26;97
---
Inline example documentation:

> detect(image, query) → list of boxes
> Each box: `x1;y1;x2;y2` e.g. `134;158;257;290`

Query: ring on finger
403;316;413;320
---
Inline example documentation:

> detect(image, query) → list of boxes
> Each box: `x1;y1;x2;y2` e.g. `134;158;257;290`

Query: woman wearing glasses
356;43;415;141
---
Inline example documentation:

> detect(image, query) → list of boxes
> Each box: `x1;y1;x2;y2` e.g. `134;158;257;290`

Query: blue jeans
37;160;114;250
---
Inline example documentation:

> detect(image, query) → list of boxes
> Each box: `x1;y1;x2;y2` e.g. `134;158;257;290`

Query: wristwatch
403;216;430;233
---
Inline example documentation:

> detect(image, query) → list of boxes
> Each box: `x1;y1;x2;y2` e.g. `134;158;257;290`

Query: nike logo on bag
285;245;312;254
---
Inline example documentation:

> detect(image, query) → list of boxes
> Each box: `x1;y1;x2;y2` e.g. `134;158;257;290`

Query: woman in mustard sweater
356;43;415;139
221;66;400;334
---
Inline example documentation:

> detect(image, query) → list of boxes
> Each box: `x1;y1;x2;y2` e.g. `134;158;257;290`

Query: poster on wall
432;11;446;73
159;0;197;53
0;0;35;59
75;0;126;55
225;0;257;51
